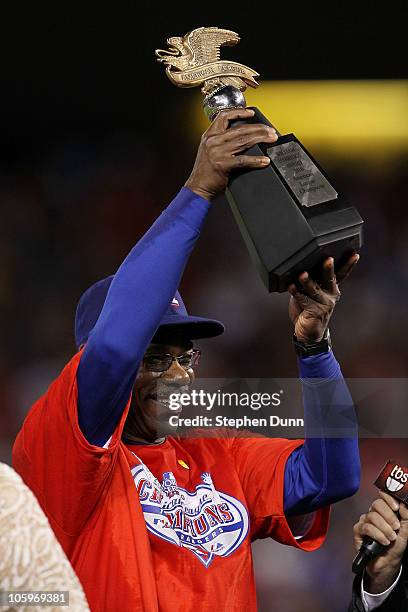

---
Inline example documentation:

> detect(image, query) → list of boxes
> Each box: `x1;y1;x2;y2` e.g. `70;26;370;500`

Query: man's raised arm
283;257;361;516
77;110;277;446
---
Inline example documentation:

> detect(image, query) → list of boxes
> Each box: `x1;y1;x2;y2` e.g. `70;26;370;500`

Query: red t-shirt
13;352;330;612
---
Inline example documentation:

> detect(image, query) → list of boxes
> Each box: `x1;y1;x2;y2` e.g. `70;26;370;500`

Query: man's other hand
288;254;359;343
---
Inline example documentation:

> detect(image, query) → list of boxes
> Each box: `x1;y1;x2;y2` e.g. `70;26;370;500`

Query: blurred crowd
1;125;407;611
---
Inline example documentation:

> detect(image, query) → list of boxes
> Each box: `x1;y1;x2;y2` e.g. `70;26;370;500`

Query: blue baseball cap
74;275;225;349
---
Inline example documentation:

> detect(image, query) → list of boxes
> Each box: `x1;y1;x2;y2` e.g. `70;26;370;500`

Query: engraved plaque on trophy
156;27;363;292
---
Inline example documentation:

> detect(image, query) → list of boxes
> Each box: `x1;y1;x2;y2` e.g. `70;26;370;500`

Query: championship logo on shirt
131;463;249;567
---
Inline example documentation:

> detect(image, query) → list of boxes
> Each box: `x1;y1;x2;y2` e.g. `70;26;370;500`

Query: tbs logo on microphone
386;465;408;492
374;460;408;503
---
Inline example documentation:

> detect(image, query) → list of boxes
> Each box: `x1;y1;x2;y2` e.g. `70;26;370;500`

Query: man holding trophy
13;27;361;612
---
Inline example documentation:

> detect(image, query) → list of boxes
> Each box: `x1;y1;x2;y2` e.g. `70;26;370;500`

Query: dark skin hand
288;254;360;343
185;107;277;201
353;491;408;594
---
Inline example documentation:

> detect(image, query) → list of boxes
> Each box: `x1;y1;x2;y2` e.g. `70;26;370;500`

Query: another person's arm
350;492;408;611
0;464;90;611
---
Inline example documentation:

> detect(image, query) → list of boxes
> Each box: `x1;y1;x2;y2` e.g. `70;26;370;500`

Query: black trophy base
226;108;363;292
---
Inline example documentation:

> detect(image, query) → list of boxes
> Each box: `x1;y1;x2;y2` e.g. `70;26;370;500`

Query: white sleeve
361;565;402;611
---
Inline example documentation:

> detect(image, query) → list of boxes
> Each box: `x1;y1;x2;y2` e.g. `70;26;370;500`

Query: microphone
352;460;408;574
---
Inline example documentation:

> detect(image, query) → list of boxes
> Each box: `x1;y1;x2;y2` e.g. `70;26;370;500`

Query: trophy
156;27;363;292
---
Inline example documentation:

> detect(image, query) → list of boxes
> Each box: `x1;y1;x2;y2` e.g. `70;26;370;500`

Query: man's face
126;340;196;442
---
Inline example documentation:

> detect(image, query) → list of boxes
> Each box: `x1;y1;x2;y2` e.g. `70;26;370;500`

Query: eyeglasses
142;349;201;373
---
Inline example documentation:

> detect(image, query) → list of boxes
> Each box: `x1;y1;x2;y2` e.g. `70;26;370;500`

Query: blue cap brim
155;314;225;339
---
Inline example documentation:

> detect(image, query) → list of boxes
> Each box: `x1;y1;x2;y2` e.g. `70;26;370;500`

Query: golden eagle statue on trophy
156;27;259;96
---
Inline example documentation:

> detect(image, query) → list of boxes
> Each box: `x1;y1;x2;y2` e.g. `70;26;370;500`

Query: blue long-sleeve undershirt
76;186;360;516
283;351;360;515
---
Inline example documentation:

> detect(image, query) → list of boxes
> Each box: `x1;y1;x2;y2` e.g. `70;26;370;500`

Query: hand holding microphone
353;491;408;593
352;460;408;595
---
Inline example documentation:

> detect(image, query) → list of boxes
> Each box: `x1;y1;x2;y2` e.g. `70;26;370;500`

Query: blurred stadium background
0;6;407;611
